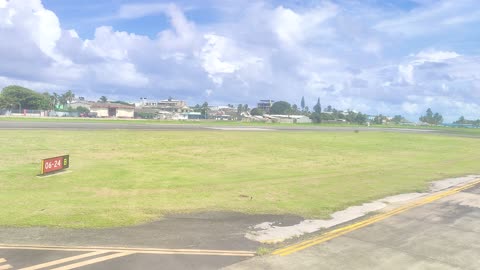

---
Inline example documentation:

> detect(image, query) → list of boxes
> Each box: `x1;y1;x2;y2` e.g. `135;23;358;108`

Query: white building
90;103;135;118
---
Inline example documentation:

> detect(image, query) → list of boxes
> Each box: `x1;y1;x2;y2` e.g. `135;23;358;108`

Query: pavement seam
272;178;480;256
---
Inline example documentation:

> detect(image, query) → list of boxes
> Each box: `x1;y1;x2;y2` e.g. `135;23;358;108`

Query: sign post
40;155;69;175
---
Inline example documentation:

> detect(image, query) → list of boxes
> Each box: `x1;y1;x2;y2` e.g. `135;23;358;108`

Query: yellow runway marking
18;251;108;270
49;252;133;270
273;178;480;256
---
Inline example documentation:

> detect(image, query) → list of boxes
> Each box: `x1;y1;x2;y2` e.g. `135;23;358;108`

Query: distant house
69;100;94;110
263;114;312;124
257;100;274;113
138;98;190;113
90;102;134;118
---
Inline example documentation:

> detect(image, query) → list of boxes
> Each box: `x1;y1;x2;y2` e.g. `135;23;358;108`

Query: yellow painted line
273;178;480;256
0;264;12;270
18;251;108;270
0;259;5;263
49;252;133;270
0;244;255;257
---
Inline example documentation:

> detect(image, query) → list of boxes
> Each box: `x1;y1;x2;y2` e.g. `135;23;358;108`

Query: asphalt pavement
225;183;480;270
0;120;440;134
1;183;479;269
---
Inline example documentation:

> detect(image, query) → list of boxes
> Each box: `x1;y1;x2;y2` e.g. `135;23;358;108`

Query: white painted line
19;251;108;270
0;244;255;256
49;252;133;270
207;127;274;131
0;265;12;270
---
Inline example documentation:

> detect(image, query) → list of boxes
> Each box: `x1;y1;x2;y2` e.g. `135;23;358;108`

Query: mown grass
1;130;479;228
0;116;358;127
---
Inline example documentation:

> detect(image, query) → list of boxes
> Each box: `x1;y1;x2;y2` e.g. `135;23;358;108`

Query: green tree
433;113;443;125
355;113;368;124
42;92;55;110
64;90;75;104
392;115;405;124
310;112;321;123
250;108;264;116
419;108;443;125
313;98;321;114
373;114;386;125
300;96;305;111
99;96;108;103
270;101;291;114
0;85;50;110
75;106;90;114
52;92;60;108
292;104;299;114
58;94;67;108
201;102;209;119
454;116;465;124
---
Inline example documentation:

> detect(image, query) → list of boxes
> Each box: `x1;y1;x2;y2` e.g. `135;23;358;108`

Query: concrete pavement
224;183;480;270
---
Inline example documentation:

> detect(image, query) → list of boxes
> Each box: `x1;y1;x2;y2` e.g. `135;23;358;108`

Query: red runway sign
40;155;69;175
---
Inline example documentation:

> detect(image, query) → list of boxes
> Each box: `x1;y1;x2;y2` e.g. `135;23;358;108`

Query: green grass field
1;130;480;228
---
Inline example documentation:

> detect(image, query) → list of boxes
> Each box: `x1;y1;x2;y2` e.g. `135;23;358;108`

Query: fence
0;110;79;117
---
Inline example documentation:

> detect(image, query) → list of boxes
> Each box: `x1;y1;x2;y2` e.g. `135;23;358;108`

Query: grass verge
1;130;479;228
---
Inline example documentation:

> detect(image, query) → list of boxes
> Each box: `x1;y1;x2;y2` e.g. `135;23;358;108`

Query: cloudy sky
0;0;479;121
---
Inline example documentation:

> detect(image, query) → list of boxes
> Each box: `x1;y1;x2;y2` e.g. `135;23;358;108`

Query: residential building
90;102;135;118
139;98;190;113
257;100;274;113
264;114;312;124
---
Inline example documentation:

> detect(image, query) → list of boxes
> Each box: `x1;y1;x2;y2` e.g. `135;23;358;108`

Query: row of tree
454;116;480;126
419;108;443;125
0;85;110;111
1;85;450;125
0;85;79;111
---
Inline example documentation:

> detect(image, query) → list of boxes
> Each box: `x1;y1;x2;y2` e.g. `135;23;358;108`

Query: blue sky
1;0;480;121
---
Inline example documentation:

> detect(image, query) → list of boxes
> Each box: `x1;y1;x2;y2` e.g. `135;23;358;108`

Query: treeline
261;97;369;124
0;85;75;111
0;85;118;113
454;116;480;126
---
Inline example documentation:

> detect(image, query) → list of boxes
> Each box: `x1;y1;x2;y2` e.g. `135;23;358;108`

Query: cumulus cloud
0;0;479;121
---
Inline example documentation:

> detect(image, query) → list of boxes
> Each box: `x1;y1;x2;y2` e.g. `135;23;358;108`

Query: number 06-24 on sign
40;155;69;175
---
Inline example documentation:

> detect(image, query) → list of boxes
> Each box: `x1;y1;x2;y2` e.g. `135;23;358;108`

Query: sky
0;0;479;121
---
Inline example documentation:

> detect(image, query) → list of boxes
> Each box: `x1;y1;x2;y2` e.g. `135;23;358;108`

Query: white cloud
402;102;419;114
271;3;337;47
414;49;460;63
398;64;414;84
200;34;264;86
116;3;169;19
0;0;480;121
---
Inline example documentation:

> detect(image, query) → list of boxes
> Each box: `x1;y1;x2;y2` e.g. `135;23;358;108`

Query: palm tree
99;96;108;103
59;94;68;108
64;90;75;104
53;92;60;108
